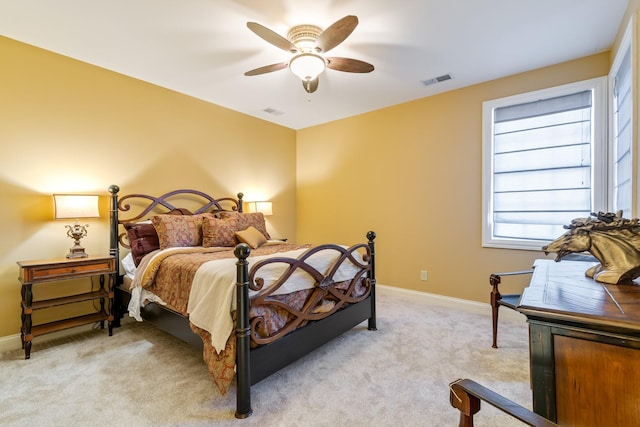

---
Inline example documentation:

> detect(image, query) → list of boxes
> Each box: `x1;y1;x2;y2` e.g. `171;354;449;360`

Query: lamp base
66;246;88;259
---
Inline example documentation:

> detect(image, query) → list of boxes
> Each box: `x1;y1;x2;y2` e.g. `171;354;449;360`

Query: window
482;78;607;250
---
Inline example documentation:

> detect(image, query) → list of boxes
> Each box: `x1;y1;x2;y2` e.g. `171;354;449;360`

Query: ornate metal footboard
249;241;374;344
234;231;377;418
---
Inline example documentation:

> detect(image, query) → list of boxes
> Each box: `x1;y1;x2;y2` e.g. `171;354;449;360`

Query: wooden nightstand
18;255;116;359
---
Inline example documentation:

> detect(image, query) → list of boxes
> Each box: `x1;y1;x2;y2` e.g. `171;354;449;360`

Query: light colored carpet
0;287;531;426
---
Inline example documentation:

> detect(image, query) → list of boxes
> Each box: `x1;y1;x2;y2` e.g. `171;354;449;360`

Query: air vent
421;73;453;86
263;107;284;116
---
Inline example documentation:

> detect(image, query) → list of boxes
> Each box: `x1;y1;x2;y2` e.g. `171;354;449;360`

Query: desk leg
528;321;556;422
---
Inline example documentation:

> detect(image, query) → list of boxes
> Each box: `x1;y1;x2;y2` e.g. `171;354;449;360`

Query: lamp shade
54;194;100;219
289;53;325;81
246;201;273;216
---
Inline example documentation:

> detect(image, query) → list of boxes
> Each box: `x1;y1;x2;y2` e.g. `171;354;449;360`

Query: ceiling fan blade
326;57;374;73
303;78;319;94
247;22;298;53
244;62;288;76
314;15;358;53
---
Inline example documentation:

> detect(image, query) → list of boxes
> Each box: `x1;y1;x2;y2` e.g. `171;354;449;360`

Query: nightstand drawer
18;257;115;283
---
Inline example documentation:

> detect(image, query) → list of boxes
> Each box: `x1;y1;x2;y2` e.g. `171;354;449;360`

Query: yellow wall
0;36;297;338
296;52;611;303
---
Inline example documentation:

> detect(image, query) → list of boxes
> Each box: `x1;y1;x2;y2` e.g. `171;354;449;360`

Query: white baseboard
377;284;523;320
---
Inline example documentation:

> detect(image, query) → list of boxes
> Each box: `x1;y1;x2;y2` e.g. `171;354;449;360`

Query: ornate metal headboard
107;185;243;276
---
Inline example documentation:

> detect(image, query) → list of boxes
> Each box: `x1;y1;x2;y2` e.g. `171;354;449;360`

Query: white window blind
492;91;593;241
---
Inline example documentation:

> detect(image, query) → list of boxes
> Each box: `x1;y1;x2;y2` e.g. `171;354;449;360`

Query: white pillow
121;252;137;279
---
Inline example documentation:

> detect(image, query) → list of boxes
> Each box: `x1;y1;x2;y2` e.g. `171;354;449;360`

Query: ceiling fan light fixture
245;16;372;93
289;53;326;81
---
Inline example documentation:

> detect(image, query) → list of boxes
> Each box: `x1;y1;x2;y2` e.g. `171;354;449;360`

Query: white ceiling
0;0;629;130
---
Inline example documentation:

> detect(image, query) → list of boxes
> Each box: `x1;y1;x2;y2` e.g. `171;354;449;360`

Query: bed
107;185;377;418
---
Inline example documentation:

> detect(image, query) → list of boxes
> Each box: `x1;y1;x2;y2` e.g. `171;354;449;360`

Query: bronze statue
542;211;640;284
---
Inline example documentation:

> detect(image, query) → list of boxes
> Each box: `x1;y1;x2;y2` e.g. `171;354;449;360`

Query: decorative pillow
124;221;160;266
151;213;209;249
167;208;193;215
122;209;197;265
219;211;271;239
202;216;238;247
235;226;268;249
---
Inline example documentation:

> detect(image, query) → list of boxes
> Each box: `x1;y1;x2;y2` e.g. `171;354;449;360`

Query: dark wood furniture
518;259;640;426
18;255;116;359
490;269;532;348
108;185;377;418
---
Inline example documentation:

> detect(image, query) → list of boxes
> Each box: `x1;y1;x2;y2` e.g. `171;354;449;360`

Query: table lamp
246;201;273;216
53;194;100;258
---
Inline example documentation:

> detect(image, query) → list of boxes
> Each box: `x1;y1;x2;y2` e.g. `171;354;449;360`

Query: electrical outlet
420;270;428;281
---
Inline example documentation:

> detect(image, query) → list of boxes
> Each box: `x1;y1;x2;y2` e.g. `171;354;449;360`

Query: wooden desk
518;259;640;426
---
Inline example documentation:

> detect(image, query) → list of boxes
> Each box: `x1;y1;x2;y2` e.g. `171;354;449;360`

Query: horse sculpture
542;211;640;285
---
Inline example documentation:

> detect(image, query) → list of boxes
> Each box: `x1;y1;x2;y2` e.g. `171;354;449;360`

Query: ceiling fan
244;15;374;94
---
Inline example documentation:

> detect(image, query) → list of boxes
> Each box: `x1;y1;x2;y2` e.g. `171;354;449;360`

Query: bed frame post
108;185;121;327
237;192;244;213
234;243;252;419
108;185;120;276
367;231;377;331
